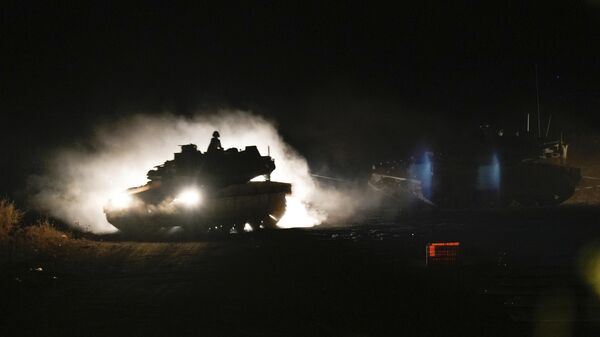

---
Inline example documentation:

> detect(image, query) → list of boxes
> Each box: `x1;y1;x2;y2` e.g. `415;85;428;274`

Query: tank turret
146;144;275;188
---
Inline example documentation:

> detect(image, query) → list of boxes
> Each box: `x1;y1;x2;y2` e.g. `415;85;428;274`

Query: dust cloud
28;110;369;233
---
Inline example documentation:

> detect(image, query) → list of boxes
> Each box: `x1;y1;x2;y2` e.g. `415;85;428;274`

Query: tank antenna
535;63;541;138
545;114;552;138
266;145;271;181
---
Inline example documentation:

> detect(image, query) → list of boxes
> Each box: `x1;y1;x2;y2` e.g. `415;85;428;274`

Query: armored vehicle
370;127;581;208
104;133;292;234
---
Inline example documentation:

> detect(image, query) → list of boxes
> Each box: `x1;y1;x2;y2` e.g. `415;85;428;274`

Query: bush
0;199;23;238
23;219;69;248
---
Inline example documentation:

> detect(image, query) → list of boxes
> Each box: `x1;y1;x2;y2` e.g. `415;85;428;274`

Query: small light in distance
175;188;201;207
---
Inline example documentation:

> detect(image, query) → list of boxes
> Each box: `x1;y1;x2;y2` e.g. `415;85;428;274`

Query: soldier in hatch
207;131;223;153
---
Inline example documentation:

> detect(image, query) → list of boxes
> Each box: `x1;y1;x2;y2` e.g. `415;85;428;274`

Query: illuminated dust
28;111;366;233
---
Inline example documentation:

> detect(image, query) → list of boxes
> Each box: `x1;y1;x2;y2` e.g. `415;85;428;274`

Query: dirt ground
2;206;600;337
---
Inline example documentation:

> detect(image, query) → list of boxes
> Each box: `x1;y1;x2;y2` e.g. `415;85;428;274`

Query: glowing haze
28;110;348;233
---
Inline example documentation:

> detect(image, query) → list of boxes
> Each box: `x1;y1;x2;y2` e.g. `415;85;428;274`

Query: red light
426;242;460;265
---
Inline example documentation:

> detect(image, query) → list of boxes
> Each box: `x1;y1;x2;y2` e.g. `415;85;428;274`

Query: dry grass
0;198;71;253
21;218;70;249
0;198;23;238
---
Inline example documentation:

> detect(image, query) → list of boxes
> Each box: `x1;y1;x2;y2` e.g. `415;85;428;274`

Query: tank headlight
109;191;132;210
175;189;201;207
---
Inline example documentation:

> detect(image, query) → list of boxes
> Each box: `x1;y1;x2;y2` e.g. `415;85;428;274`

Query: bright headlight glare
110;192;132;210
175;189;201;207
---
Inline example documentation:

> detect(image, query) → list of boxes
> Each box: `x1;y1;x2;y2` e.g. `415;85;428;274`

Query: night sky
3;1;600;196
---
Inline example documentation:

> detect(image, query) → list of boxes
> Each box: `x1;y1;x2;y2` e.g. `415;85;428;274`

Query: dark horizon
3;1;600;198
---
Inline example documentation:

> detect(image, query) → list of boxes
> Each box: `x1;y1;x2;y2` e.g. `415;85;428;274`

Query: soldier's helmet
213;131;220;138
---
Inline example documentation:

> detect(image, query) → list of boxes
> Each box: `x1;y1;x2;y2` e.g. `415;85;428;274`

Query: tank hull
370;161;581;208
105;181;292;234
431;161;581;207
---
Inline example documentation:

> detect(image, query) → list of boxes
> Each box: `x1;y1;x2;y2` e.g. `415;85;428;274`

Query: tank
370;126;581;208
104;139;292;235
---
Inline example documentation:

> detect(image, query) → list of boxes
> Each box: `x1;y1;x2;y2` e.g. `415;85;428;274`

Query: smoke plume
28;110;365;233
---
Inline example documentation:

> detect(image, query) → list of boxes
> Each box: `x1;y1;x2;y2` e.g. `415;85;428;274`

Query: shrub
0;198;23;238
23;219;68;248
